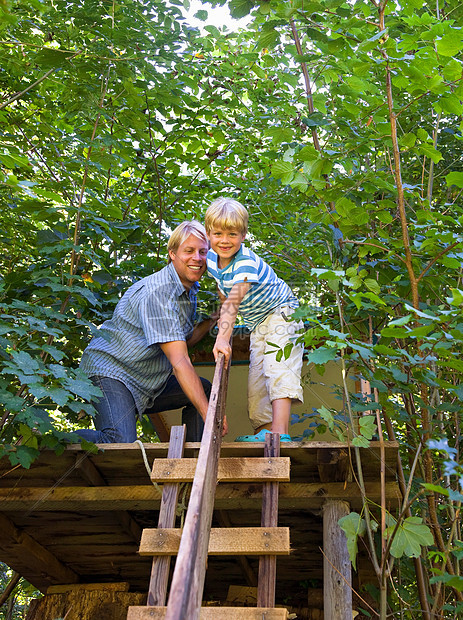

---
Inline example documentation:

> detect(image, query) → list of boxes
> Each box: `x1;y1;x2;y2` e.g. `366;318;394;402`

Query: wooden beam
317;448;350;483
0;513;78;588
0;481;401;511
151;457;290;482
148;425;186;607
323;500;352;619
47;583;130;594
0;571;20;606
75;452;142;542
146;412;171;442
140;527;290;556
128;608;288;619
75;453;106;486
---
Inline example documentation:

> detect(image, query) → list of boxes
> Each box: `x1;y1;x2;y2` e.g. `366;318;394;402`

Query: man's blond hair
205;198;248;235
167;221;208;263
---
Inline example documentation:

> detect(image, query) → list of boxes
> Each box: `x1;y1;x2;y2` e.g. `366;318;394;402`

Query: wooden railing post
147;425;186;606
322;499;352;619
164;353;229;620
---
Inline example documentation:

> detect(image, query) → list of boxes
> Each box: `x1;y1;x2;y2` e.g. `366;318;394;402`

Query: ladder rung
128;606;288;619
151;457;290;482
139;527;290;556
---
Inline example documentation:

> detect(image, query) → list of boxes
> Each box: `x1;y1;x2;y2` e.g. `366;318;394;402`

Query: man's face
169;233;208;289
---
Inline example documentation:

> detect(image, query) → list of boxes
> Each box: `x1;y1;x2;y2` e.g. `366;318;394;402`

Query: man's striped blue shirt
80;262;198;414
207;245;298;331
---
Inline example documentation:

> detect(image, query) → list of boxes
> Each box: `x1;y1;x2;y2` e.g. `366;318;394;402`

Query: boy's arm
213;281;250;361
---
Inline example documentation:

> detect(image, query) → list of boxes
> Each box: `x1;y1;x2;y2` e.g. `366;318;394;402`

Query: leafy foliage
1;0;463;616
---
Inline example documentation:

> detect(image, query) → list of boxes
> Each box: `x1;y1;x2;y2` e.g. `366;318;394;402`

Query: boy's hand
213;337;232;361
222;415;229;437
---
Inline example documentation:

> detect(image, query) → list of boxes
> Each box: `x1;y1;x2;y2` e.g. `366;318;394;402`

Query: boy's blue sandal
235;429;292;443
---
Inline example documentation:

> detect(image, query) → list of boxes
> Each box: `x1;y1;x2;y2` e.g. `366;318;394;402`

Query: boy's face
208;227;245;267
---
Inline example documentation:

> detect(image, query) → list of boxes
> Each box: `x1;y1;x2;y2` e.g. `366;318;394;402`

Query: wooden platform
0;441;400;605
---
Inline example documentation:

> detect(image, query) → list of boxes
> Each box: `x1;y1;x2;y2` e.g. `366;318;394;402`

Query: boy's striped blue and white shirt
207;245;298;331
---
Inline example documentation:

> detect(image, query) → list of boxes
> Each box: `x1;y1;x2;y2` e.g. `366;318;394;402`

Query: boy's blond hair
167;220;208;263
205;198;248;235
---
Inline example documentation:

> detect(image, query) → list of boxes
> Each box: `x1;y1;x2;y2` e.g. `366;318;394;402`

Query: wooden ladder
128;354;290;620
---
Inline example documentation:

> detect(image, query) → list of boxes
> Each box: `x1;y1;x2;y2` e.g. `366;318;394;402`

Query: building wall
158;360;353;442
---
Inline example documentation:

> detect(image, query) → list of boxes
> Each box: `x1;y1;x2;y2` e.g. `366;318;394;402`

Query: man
77;220;226;443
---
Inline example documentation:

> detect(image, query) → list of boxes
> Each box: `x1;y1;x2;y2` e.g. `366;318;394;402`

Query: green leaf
271;160;294;181
352;435;370;448
194;10;208;21
34;49;74;68
445;172;463;188
422;483;449;496
359;415;376;440
399;132;416;148
265;127;293;144
364;278;380;294
9;445;40;469
429;573;463;592
62;375;103;400
302;112;330;127
290;172;308;192
338;512;366;569
436;34;463;57
229;0;254;19
257;28;279;50
385;517;433;558
418;143;443;164
306;347;338;365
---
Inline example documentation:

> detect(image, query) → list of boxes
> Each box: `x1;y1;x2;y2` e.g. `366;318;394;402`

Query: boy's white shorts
248;307;304;430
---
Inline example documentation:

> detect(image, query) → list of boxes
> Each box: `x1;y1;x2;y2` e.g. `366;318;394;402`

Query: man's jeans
76;375;209;443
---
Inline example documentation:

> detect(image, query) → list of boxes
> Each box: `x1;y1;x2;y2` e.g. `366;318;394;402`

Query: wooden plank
0;442;399;489
164;353;229;620
0;481;401;511
323;500;352;618
0;513;78;589
258;433;280;608
128;607;288;619
139;527;290;556
217;510;257;587
148;425;186;607
151;457;290;482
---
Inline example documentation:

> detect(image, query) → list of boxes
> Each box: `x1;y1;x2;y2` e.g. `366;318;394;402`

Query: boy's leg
248;322;273;432
76;376;138;443
263;309;304;434
269;398;292;435
145;374;210;442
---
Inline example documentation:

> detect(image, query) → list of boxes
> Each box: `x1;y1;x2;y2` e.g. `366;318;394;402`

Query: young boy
205;198;304;442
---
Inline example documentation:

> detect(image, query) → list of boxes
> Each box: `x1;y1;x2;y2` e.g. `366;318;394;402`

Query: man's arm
159;340;228;436
213;281;250;361
186;312;219;348
160;340;209;420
